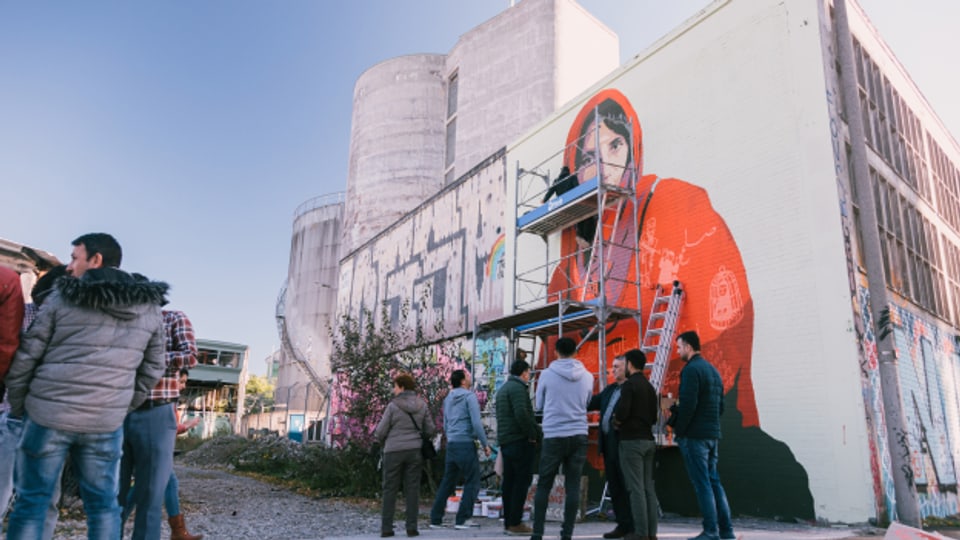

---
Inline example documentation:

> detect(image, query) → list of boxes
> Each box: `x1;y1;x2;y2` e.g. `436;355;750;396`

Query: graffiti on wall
825;66;898;520
891;303;960;517
338;151;507;341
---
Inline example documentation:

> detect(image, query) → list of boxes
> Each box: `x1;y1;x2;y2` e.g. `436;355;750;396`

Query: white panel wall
506;0;873;521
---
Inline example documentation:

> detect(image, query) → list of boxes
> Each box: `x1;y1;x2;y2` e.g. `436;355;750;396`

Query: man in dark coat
495;359;540;536
587;355;632;539
672;331;736;540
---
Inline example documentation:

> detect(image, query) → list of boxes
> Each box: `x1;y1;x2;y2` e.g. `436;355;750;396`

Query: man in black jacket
615;349;658;540
587;356;632;539
673;331;736;540
495;359;539;536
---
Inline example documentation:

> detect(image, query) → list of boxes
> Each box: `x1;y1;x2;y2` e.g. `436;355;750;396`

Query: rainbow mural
486;234;506;281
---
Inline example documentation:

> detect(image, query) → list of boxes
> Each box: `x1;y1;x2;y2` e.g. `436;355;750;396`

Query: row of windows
853;39;931;202
930;138;960;233
859;168;957;325
852;38;960;237
944;239;960;327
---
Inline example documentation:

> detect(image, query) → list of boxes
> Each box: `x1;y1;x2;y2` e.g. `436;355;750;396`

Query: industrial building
278;0;960;525
181;338;249;438
271;193;344;441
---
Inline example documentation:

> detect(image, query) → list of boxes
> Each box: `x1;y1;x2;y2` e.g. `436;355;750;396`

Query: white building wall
506;0;873;522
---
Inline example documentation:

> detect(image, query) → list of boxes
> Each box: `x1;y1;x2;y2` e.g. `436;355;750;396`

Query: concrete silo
343;54;448;255
275;193;344;437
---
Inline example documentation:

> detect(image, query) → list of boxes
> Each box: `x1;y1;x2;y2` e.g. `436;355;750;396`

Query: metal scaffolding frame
483;106;643;389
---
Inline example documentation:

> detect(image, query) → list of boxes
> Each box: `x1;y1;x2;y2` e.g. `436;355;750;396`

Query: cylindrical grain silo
275;193;344;424
343;54;447;255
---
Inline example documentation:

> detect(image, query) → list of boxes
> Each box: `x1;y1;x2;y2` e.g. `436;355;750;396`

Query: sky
1;1;957;376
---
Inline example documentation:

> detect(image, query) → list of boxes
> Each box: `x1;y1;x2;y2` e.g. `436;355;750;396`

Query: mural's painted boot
169;513;203;540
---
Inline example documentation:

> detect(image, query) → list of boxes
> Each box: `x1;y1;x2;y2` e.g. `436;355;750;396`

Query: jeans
677;437;734;539
500;440;535;528
429;441;480;526
7;419;122;540
380;448;422;533
2;413;64;540
119;404;177;540
0;412;23;519
619;439;657;537
123;469;181;519
532;435;588;539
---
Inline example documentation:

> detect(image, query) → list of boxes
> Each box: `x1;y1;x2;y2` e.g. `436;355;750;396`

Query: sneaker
428;523;445;529
688;533;720;540
719;534;738;540
454;520;479;529
504;523;533;535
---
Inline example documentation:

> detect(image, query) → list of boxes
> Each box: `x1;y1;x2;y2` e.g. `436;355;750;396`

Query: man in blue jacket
429;369;490;530
531;337;594;540
673;331;736;540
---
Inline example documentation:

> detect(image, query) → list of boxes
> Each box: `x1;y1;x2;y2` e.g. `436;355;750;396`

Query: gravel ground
46;463;382;539
37;460;891;540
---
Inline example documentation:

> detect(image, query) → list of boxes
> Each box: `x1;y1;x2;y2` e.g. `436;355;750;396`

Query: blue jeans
7;419;122;540
500;440;535;528
677;438;734;539
119;404;177;540
429;441;480;526
123;470;180;519
1;413;64;540
0;412;23;520
532;435;588;539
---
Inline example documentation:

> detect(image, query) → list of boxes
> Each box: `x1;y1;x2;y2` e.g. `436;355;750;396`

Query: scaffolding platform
517;176;634;236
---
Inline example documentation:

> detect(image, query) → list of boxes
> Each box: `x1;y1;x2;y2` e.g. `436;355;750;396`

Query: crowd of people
375;332;737;540
0;233;202;540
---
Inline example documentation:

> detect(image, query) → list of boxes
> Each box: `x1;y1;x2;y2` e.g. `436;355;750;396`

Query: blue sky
0;1;956;375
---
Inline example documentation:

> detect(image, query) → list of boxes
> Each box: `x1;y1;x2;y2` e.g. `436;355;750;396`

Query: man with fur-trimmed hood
4;233;167;540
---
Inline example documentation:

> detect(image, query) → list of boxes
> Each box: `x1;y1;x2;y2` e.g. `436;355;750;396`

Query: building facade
340;0;619;257
329;0;960;524
182;338;249;438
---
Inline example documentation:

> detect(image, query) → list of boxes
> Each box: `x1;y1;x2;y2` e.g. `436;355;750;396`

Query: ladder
640;280;684;394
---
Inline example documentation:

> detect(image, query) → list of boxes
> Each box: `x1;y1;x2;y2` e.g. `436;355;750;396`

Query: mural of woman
538;89;816;519
546;88;758;430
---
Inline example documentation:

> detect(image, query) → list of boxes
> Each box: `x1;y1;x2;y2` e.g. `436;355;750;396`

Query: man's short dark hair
395;373;415;391
179;368;190;378
677;331;700;351
510;360;530;377
72;233;122;268
450;369;466;388
555;337;576;357
624;349;646;371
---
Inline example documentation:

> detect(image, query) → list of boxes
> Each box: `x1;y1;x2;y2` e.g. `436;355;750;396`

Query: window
444;72;458;182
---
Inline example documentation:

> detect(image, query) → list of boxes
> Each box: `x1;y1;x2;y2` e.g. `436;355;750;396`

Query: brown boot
169;513;204;540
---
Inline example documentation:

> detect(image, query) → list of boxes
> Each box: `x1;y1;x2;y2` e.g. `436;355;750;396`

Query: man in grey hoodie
429;369;490;529
4;233;167;540
531;337;594;540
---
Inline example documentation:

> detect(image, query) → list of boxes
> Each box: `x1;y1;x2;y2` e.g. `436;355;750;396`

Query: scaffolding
482;107;643;389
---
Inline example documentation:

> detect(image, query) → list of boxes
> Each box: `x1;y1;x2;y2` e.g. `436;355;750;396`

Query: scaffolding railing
484;106;644;391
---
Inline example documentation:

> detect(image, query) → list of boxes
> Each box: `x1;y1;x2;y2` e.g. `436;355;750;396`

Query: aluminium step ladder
640;280;684;393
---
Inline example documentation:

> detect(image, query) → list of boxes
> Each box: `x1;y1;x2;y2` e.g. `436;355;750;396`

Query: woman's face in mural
579;121;630;187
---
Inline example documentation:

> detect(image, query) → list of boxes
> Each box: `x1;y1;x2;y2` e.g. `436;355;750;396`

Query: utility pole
833;0;920;527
